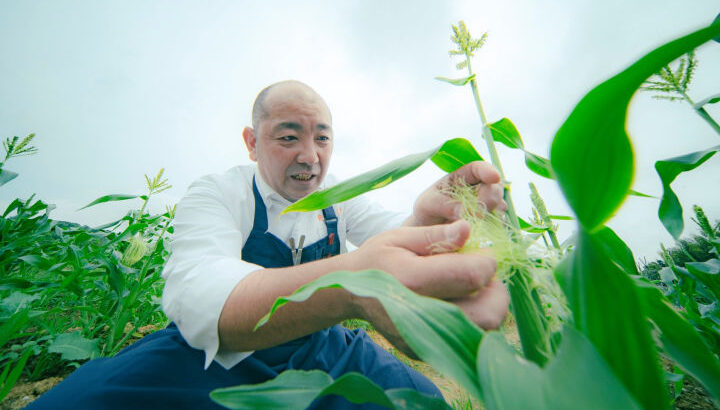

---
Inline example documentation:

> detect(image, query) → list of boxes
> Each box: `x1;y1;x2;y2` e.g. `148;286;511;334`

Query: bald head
251;80;331;130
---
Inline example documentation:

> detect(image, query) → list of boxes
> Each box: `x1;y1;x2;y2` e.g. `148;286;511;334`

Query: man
29;80;509;409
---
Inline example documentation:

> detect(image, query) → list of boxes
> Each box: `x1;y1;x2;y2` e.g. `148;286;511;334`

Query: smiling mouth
291;173;315;181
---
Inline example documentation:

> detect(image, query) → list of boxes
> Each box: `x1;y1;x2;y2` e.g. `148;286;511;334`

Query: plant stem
679;89;720;137
465;55;521;231
464;53;554;365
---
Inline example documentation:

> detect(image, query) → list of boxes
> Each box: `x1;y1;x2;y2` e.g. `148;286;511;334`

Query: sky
1;0;719;262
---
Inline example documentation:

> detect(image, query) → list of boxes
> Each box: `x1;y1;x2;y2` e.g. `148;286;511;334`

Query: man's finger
386;219;471;256
452;280;509;330
404;252;497;299
449;161;501;186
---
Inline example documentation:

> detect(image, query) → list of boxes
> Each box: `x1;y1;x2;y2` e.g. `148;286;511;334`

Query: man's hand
347;219;510;356
219;215;508;355
405;161;507;227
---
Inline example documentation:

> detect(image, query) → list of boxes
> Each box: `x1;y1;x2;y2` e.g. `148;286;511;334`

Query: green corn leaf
517;217;548;233
551;23;720;231
592;226;640;276
656;145;720;238
256;269;485;399
694;92;720;109
485;118;559;181
0;309;30;349
628;189;654;198
1;292;40;313
633;276;720;406
435;74;476;86
0;278;34;291
78;194;139;210
556;228;667;410
587;227;720;405
211;370;333;409
48;331;99;361
430;138;484;172
488;118;524;149
0;169;18;186
210;369;450;410
99;258;125;297
477;327;640;410
317;372;394;408
0;348;32;402
685;259;720;299
549;215;573;221
524;152;554;179
283;138;483;214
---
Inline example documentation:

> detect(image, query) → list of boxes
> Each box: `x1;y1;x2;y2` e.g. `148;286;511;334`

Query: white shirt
161;165;405;369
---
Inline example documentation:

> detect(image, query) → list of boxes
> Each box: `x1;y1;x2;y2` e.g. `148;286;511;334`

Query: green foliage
211;370;450;410
639;207;720;398
216;20;720;410
557;229;667;409
0;349;31;401
0;167;175;393
695;92;720;109
477;328;641;410
551;26;719;231
78;194;139;210
655;145;720;238
435;74;476;86
47;332;99;361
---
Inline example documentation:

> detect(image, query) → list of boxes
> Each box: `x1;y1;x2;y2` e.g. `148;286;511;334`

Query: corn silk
435;179;570;330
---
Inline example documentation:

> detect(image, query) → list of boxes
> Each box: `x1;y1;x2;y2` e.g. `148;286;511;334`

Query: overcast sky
1;0;719;262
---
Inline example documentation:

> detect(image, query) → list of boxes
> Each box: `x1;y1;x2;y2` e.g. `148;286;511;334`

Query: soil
675;377;716;410
2;377;62;410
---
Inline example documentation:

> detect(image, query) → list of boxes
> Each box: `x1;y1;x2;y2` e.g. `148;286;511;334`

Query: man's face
244;91;333;202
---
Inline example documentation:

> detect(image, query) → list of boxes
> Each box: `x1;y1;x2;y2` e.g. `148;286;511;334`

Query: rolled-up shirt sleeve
161;174;258;369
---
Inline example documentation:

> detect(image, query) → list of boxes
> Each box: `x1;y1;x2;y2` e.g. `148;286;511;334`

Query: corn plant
640;44;720;238
642;205;720;360
0;166;174;397
210;19;720;410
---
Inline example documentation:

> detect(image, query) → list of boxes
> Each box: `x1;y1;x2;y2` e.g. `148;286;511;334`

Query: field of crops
2;16;720;410
0;160;175;407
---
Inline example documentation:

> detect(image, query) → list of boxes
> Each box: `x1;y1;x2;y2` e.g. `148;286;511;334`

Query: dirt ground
2;377;63;410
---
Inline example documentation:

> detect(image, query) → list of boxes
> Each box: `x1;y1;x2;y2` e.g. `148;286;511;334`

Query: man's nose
296;139;319;165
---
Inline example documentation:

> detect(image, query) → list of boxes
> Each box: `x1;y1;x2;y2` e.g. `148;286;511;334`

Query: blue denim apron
28;177;442;409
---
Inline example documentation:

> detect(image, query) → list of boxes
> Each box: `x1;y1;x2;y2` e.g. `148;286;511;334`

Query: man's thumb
392;219;470;256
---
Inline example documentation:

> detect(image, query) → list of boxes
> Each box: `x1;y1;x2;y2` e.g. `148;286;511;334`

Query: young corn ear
439;179;570;328
121;233;148;266
437;179;531;281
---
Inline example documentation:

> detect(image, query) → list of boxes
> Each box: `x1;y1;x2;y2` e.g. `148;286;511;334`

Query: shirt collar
253;168;292;208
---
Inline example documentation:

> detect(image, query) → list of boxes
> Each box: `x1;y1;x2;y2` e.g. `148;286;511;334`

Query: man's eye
280;136;297;142
317;136;330;142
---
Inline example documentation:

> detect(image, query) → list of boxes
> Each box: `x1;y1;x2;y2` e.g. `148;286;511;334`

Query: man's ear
242;126;258;162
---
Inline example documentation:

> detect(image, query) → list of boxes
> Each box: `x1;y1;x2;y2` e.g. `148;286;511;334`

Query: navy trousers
28;323;441;409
